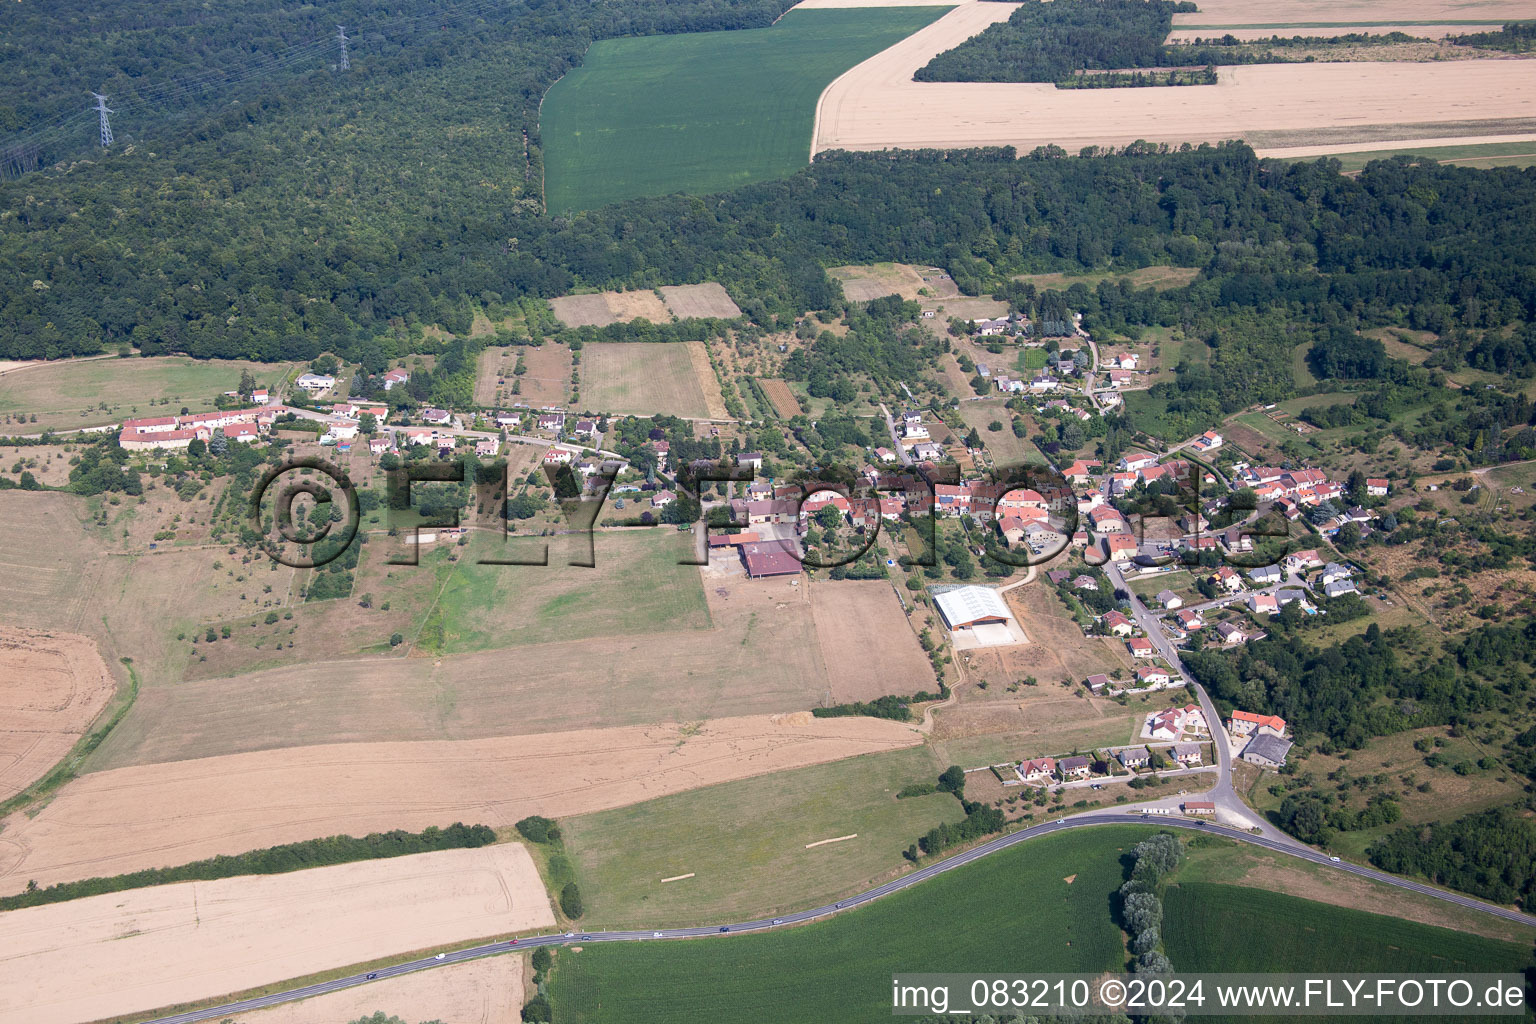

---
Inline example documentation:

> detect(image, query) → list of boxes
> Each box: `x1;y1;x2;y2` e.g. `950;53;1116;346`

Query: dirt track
811;3;1536;156
0;628;116;803
0;714;918;894
0;845;549;1024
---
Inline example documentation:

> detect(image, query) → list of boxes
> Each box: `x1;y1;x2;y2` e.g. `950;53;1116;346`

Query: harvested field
758;378;802;418
549;290;672;328
660;282;742;320
0;492;117;637
0;845;550;1024
0;356;291;434
686;340;730;419
582;341;716;418
89;564;835;768
829;263;959;302
474;343;574;408
0;714;919;895
811;3;1536;157
238;957;522;1024
809;579;936;702
0;629;116;803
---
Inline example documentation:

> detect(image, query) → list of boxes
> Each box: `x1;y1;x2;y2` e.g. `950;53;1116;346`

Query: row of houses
1113;742;1205;771
118;407;275;451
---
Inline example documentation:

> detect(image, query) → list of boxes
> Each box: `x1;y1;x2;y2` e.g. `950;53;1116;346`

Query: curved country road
141;813;1536;1024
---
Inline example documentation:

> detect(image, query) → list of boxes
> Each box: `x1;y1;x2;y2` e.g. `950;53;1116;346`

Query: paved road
139;811;1536;1024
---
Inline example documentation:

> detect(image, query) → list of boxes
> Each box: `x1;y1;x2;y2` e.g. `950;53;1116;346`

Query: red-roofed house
1229;710;1286;738
1016;757;1057;783
1103;534;1138;562
1102;610;1134;637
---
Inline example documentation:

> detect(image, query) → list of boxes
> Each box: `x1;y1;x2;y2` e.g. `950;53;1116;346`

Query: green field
1165;883;1534;1023
548;826;1140;1023
541;8;949;212
428;530;710;654
0;356;291;433
1280;140;1536;173
561;747;962;928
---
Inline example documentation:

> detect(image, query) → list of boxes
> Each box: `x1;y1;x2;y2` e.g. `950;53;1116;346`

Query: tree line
0;822;497;911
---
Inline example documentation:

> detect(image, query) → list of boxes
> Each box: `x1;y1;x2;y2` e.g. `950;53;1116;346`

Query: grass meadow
0;356;292;433
541;8;948;212
1164;883;1533;1023
548;826;1141;1023
561;747;962;928
426;529;710;654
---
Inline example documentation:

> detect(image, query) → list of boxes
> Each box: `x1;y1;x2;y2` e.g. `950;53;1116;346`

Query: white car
1329;856;1341;863
434;953;446;960
652;931;664;938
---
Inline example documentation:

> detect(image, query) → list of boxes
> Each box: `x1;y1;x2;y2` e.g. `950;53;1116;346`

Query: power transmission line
1;0;519;163
90;92;113;148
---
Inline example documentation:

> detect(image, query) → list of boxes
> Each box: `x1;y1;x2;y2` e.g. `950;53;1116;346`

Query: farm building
740;543;801;579
936;587;1010;629
935;586;1025;649
1240;733;1294;768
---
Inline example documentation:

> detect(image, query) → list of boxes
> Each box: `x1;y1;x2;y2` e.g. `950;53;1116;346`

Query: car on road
1330;855;1341;862
719;926;730;932
366;973;378;980
565;931;574;938
834;901;845;909
772;919;783;925
434;953;446;960
578;934;593;941
508;939;518;945
653;931;664;938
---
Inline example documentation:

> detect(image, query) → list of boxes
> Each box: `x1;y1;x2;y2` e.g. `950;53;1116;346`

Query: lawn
541;8;949;212
1165;883;1533;1022
428;529;710;654
548;826;1142;1023
0;356;292;433
560;747;963;928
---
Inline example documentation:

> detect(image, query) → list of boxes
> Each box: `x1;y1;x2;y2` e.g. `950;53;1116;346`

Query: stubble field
237;956;523;1024
581;342;723;418
550;290;673;328
828;262;959;302
811;2;1536;158
0;845;552;1024
0;714;919;895
808;579;936;702
758;378;803;418
88;551;867;769
0;628;116;803
659;283;743;320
